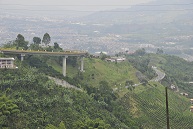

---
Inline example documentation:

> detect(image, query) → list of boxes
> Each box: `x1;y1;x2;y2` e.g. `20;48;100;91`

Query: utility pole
165;87;170;129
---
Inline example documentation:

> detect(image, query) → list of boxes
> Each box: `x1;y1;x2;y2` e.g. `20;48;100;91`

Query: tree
74;118;110;129
156;48;163;54
134;48;146;56
46;46;53;52
33;37;41;44
141;79;148;86
125;80;134;87
97;81;117;104
46;121;66;129
100;52;108;60
16;34;24;41
0;94;20;127
15;34;28;50
42;33;51;46
54;42;60;49
29;44;43;51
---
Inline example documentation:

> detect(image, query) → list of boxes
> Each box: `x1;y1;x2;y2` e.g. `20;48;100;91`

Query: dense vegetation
0;66;134;128
159;55;193;97
126;51;193;97
119;82;193;129
1;38;193;128
127;52;193;97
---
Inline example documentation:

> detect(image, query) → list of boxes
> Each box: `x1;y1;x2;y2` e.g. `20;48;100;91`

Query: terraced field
120;82;193;129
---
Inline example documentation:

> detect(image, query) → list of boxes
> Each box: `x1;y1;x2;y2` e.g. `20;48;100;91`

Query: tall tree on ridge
33;37;41;45
42;33;51;46
15;34;28;50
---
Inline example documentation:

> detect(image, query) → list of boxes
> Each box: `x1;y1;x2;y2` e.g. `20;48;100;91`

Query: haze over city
0;0;193;60
0;0;153;10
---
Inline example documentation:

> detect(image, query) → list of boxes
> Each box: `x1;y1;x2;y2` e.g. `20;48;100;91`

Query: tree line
3;33;62;52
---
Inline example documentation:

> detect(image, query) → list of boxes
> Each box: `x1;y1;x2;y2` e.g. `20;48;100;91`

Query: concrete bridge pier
21;54;25;61
63;56;84;77
63;56;68;77
80;56;84;72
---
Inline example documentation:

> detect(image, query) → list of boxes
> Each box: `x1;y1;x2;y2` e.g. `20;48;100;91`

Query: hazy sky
0;0;153;10
0;0;154;17
0;0;153;5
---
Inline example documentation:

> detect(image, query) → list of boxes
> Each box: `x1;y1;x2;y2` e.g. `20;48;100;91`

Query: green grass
47;58;62;74
46;58;80;78
84;58;138;84
80;58;139;96
48;57;139;96
120;82;193;128
148;54;167;67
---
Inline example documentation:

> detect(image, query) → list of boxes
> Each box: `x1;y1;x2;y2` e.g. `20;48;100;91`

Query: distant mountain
82;0;193;24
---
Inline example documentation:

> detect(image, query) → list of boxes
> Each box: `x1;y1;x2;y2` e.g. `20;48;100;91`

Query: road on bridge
0;49;87;56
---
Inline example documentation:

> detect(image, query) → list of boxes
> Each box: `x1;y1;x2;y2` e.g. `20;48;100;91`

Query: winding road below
133;66;166;87
150;66;166;82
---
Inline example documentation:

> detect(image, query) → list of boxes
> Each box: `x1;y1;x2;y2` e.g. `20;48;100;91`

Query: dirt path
48;76;82;91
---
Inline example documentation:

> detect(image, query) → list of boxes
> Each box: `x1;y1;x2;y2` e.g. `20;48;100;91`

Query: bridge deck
0;49;87;56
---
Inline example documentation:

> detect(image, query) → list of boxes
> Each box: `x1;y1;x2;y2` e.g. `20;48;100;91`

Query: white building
105;57;126;63
0;58;15;68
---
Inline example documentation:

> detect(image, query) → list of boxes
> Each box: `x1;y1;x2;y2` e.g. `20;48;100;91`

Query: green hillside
46;54;193;128
47;57;139;96
134;53;193;97
0;64;131;129
79;58;139;95
119;82;193;129
1;45;193;128
45;53;193;128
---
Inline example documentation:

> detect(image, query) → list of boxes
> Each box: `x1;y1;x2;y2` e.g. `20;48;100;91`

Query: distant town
1;12;193;61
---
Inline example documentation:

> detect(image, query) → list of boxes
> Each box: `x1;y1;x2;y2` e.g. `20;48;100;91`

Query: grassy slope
46;58;79;78
85;58;138;97
48;57;139;96
82;58;138;86
148;54;193;97
47;55;193;128
81;55;193;128
120;82;193;129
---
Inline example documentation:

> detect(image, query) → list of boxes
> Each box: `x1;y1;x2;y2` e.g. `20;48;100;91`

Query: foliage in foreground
0;66;132;128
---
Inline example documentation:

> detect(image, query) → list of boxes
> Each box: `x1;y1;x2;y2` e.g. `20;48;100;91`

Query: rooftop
0;58;15;60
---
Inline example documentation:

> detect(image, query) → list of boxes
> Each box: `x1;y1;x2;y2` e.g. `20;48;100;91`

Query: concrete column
5;59;7;68
11;60;14;68
11;58;14;68
21;54;25;61
63;56;68;77
80;56;84;72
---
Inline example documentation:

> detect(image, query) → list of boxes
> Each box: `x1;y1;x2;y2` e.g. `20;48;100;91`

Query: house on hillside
190;99;193;104
190;106;193;112
105;57;126;63
170;84;176;90
0;58;15;68
180;92;188;97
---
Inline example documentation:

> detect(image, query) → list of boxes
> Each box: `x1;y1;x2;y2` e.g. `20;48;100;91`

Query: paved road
151;67;165;82
132;67;166;87
0;49;87;56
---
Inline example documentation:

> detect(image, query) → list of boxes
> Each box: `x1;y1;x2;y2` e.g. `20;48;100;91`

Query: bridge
0;49;87;77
